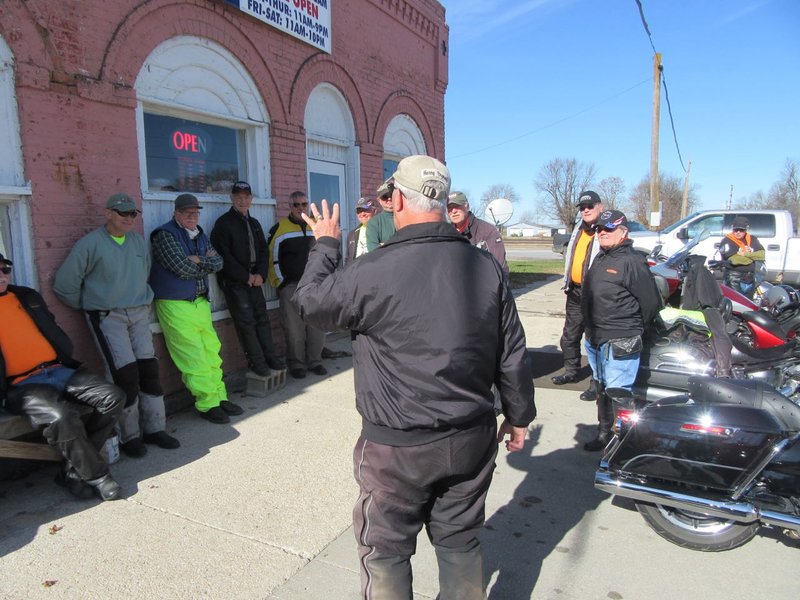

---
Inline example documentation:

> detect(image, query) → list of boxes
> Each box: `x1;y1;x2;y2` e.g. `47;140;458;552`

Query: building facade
0;0;447;393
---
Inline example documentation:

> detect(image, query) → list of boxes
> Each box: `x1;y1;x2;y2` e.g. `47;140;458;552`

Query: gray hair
395;181;445;215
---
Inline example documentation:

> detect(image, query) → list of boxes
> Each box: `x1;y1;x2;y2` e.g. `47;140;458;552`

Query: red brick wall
0;0;447;391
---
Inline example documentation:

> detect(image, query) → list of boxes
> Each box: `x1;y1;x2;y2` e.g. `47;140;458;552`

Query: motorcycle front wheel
635;501;758;551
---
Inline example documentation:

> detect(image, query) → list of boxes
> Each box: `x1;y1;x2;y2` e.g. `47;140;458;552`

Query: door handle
767;244;780;251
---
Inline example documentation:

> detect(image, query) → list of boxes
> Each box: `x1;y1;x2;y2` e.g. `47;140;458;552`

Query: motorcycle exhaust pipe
595;470;759;523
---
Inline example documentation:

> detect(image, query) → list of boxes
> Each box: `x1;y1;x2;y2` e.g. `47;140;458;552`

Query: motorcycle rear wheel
635;501;758;551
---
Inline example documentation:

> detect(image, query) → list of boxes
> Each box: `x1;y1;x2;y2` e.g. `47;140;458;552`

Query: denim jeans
584;340;640;390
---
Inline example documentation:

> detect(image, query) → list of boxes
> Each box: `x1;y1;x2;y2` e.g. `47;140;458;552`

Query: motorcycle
594;377;800;551
634;232;800;402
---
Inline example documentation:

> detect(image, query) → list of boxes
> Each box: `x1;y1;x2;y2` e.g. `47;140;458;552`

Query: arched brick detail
0;0;56;83
289;54;369;144
99;0;287;122
374;91;439;159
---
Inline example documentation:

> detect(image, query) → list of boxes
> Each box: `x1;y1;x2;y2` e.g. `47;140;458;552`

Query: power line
635;0;688;173
448;78;651;160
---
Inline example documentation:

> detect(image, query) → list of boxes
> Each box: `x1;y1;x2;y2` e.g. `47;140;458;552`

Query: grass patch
508;259;564;289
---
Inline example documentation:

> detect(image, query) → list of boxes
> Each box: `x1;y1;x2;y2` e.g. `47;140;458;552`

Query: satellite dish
485;198;514;226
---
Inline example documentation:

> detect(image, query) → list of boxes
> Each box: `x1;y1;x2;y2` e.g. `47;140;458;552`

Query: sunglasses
114;210;138;218
292;202;309;208
356;208;372;214
578;203;597;211
732;228;747;232
0;266;11;274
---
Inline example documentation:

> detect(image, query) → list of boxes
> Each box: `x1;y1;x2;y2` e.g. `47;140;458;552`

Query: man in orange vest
718;216;765;299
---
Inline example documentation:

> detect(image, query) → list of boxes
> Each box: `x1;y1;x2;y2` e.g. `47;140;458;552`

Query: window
725;214;776;238
687;214;723;238
383;159;398;181
143;113;246;193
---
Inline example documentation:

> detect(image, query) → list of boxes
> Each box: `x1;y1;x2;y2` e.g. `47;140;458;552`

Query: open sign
170;127;212;158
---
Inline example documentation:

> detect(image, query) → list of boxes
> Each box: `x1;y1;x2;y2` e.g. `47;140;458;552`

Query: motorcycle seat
687;376;800;432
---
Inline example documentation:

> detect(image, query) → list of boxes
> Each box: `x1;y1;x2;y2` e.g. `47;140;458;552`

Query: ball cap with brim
575;190;602;208
447;191;468;207
596;209;629;230
0;252;12;266
387;155;451;201
732;216;749;230
106;193;140;213
376;179;393;199
175;193;203;210
231;181;252;195
356;199;374;211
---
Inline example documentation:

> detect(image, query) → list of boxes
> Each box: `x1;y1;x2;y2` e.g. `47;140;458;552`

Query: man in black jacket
211;181;285;376
0;254;125;500
582;210;661;451
293;155;536;600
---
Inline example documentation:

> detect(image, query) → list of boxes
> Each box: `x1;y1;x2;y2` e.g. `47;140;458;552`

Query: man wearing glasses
1;252;124;500
54;193;179;456
150;193;243;425
365;181;397;252
717;216;766;298
551;190;603;402
581;209;661;451
267;191;326;379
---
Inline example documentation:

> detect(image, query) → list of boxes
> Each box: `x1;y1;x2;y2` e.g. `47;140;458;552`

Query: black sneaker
197;406;230;424
309;364;328;376
289;368;307;379
143;431;180;449
219;401;244;416
120;438;148;458
551;373;579;385
266;355;287;370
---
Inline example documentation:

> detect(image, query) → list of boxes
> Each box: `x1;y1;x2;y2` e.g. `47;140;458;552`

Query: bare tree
734;190;767;210
518;210;538;225
476;183;520;218
628;172;698;228
767;158;800;230
534;158;596;230
597;176;626;211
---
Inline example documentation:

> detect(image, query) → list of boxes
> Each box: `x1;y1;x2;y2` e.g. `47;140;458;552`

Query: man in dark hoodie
582;209;661;451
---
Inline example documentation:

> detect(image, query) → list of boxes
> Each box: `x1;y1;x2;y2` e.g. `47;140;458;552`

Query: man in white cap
293;155;536;600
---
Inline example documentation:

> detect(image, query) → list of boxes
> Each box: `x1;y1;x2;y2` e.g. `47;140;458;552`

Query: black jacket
0;286;80;403
211;208;269;286
293;221;536;446
582;240;661;346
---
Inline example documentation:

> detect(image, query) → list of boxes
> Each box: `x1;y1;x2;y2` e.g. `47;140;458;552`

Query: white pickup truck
628;209;800;286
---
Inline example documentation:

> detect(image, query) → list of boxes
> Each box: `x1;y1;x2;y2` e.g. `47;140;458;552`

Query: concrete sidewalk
1;277;796;599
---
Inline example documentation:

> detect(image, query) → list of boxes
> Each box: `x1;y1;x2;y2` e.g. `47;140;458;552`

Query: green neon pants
155;298;227;411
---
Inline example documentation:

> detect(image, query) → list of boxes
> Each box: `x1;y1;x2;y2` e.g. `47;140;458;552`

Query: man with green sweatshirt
54;193;179;458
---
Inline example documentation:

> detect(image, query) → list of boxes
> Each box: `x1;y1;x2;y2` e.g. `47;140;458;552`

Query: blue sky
439;0;800;224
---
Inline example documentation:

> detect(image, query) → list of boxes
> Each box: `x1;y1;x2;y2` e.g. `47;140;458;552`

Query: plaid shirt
151;228;223;298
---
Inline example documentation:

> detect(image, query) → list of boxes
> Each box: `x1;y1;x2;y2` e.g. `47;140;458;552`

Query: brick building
0;0;448;394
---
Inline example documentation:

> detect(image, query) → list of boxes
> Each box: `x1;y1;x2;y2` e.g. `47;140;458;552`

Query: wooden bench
0;407;90;462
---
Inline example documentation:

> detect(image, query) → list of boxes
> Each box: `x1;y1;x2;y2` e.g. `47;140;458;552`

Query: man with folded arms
0;253;124;500
54;193;179;457
150;193;243;424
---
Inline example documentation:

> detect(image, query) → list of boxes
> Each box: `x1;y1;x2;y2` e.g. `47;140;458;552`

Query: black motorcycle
595;377;800;551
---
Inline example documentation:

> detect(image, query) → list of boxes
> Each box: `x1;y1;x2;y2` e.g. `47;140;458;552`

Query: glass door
308;159;349;255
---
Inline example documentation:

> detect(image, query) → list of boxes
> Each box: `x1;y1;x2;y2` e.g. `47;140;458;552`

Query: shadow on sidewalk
481;424;606;598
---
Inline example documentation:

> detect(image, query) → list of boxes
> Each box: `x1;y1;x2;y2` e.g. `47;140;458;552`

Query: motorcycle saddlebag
607;402;784;492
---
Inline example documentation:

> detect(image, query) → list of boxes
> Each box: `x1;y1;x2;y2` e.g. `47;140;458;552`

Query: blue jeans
20;365;76;390
584;340;640;390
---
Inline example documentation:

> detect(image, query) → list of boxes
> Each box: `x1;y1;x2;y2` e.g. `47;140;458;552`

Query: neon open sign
170;128;212;158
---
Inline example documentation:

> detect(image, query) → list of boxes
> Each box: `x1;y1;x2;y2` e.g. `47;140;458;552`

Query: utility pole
649;53;662;230
727;185;733;210
680;160;691;219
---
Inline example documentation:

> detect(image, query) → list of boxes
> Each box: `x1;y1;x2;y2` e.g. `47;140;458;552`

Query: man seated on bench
0;253;125;501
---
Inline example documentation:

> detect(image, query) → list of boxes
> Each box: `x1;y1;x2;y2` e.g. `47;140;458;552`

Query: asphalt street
0;277;797;599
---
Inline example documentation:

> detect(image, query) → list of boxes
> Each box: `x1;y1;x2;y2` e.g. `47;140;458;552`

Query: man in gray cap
150;193;243;424
446;190;508;271
293;155;536;600
54;193;179;457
